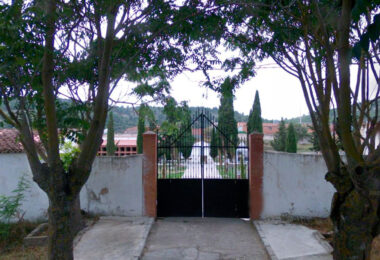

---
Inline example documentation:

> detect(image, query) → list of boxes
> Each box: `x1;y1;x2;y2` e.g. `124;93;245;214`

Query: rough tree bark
328;1;379;258
24;0;117;258
258;0;380;258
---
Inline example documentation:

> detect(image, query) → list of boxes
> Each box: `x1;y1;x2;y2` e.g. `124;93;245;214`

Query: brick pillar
143;131;157;217
249;133;264;220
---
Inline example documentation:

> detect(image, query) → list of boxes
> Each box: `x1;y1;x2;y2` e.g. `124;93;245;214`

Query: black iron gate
157;110;249;217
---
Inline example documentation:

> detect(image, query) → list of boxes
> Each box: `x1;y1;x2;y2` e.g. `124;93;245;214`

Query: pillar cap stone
143;131;157;135
249;132;264;136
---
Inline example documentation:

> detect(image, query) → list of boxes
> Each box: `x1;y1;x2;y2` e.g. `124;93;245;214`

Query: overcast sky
112;57;377;121
169;58;308;121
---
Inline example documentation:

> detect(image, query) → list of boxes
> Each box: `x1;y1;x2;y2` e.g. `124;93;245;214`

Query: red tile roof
192;128;202;136
263;123;280;135
0;129;43;154
237;122;248;133
0;129;26;153
236;122;280;135
124;126;138;134
101;139;136;146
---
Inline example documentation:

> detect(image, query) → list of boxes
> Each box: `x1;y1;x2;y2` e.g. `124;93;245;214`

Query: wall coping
95;154;143;159
143;131;157;135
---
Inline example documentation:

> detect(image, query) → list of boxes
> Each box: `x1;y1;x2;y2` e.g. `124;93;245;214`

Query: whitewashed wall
262;151;335;218
1;151;337;220
0;154;144;221
0;153;49;221
80;156;144;216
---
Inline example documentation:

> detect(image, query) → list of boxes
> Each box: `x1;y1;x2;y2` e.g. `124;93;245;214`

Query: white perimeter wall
0;154;144;221
0;153;49;221
80;156;143;216
262;151;335;218
1;151;337;220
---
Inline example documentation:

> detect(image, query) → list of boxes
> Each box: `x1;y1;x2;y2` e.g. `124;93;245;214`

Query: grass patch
297;143;314;153
0;221;47;259
217;165;235;178
264;140;314;153
291;217;333;235
216;164;247;179
158;165;186;179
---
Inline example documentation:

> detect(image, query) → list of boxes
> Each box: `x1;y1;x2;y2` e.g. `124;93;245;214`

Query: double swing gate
157;110;249;218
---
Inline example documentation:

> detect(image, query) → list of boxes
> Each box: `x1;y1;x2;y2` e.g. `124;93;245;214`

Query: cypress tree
218;77;238;159
137;107;145;154
209;128;218;160
271;119;286;151
309;125;320;152
247;90;263;133
178;104;194;159
106;112;117;156
286;123;297;153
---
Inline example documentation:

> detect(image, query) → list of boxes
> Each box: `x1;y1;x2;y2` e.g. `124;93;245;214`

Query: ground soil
0;215;98;259
0;221;47;259
0;246;47;259
293;217;380;260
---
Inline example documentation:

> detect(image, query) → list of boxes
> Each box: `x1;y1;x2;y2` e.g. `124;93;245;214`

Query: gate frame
142;131;264;220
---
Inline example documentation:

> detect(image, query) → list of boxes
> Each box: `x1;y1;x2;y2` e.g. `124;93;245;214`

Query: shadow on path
142;217;269;260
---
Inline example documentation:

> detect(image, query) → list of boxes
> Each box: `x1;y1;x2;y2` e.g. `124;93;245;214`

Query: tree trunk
328;173;378;260
48;193;83;260
331;190;377;259
71;196;84;236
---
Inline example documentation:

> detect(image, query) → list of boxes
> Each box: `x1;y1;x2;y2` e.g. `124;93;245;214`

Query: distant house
192;128;202;139
124;126;138;135
0;129;42;154
237;122;247;133
236;122;280;141
97;134;137;156
262;123;280;141
0;129;25;153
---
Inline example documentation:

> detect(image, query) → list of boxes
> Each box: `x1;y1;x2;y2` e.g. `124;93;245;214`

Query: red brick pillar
249;133;264;220
143;131;157;218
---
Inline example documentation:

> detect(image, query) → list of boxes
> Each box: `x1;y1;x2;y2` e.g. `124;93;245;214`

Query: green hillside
2;99;378;133
111;106;250;133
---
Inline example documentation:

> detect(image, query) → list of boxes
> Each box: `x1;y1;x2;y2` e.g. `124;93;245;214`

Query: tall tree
106;112;116;156
293;124;309;142
217;77;238;159
209;128;218;160
271;119;287;152
247;90;263;133
137;107;145;154
220;1;380;258
308;125;321;152
178;103;194;159
0;1;228;258
286;123;297;153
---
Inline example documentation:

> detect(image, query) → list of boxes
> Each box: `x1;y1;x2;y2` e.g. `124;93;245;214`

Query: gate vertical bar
201;110;205;218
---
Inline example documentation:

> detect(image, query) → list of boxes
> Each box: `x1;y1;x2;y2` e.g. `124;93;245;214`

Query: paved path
182;161;222;179
254;221;333;260
142;218;269;260
74;216;153;260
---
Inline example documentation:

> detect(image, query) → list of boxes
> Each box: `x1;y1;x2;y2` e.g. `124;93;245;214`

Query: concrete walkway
74;216;154;260
142;217;269;260
182;161;222;179
254;221;333;260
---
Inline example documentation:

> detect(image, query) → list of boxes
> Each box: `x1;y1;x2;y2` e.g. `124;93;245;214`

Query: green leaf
360;33;370;51
351;43;362;60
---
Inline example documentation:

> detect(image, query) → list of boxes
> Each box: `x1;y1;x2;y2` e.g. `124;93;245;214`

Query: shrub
0;175;30;238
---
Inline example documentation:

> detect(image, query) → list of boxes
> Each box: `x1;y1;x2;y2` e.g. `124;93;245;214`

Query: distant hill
2;99;378;133
111;106;251;133
283;99;379;125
